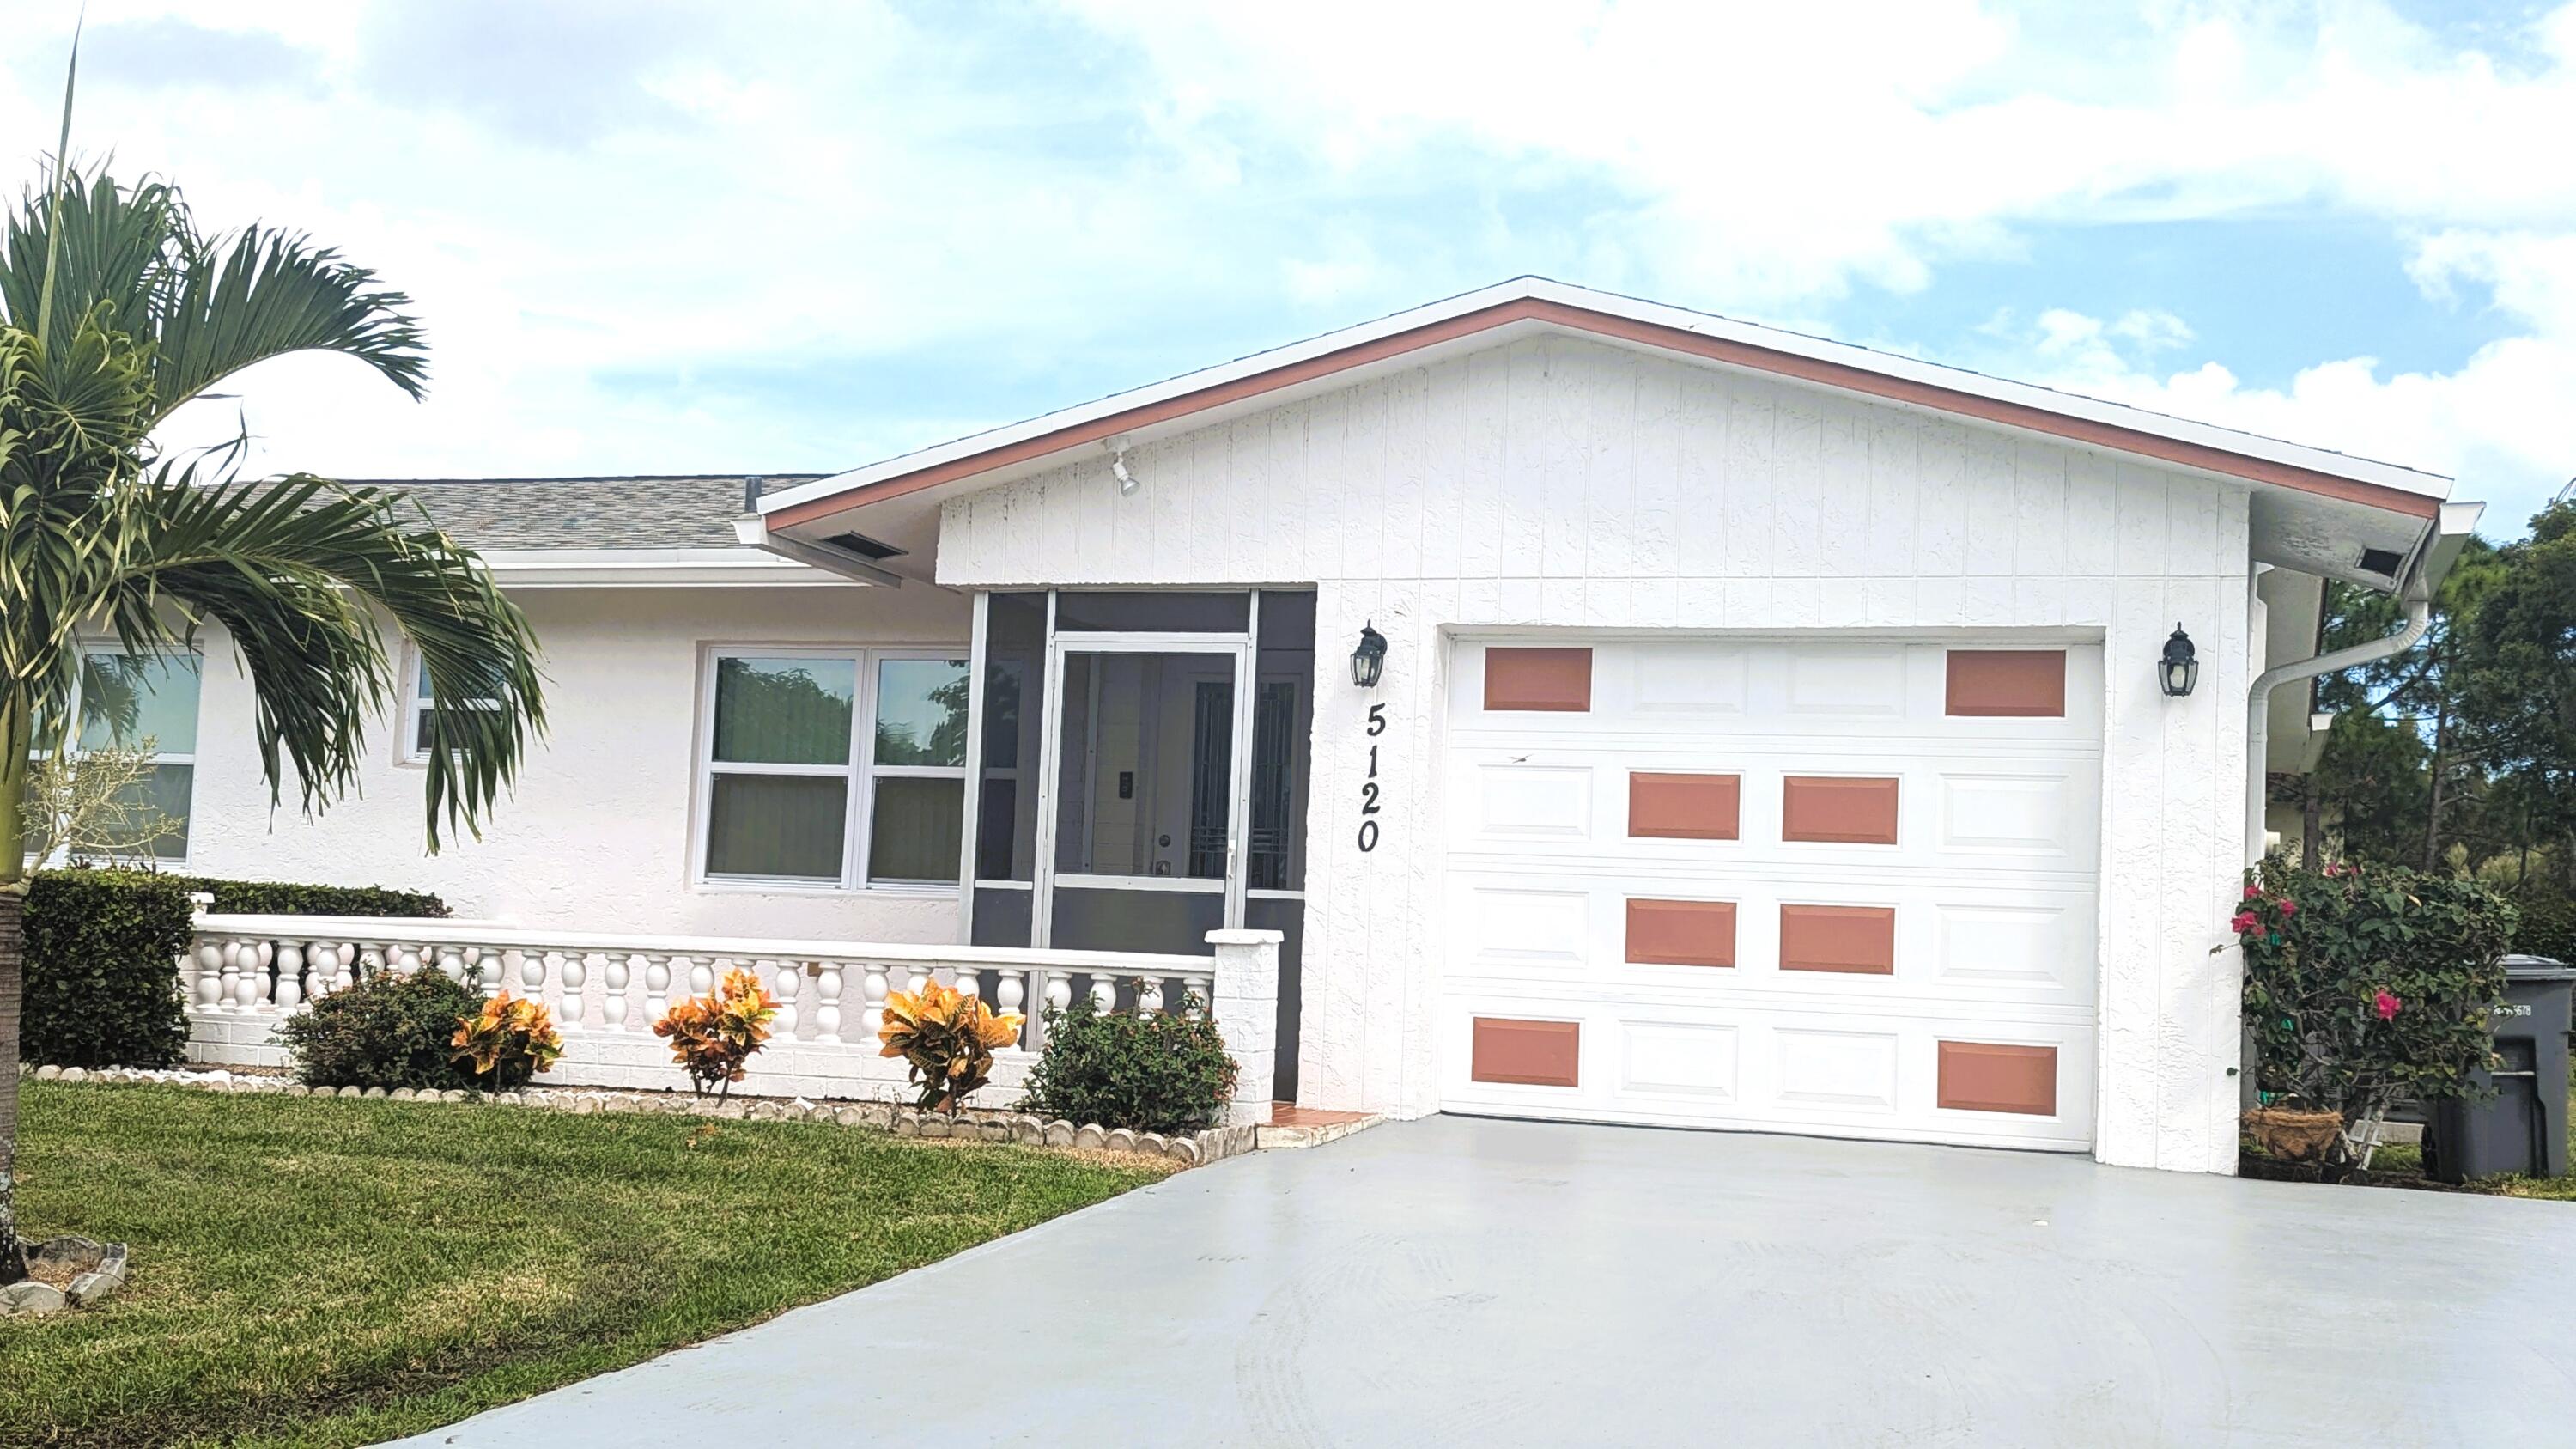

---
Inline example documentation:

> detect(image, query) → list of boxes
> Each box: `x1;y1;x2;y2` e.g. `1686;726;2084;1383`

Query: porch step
1257;1103;1383;1151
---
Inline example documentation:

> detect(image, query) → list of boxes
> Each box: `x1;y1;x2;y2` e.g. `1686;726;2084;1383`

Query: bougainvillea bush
2235;857;2517;1159
653;968;777;1101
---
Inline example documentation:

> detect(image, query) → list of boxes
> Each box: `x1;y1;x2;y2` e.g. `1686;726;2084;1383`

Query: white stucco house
140;279;2481;1173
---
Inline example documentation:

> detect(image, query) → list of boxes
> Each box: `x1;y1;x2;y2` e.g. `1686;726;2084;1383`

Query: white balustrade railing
180;914;1279;1120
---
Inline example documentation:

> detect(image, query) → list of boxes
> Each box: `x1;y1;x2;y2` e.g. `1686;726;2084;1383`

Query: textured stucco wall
182;581;973;939
936;335;2256;1174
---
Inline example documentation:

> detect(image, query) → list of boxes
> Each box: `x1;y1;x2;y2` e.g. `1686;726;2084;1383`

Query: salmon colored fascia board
769;296;2444;529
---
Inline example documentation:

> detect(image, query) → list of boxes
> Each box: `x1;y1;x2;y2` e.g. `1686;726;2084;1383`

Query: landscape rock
1043;1119;1076;1148
1009;1114;1044;1144
25;1236;105;1276
33;1066;59;1081
1139;1132;1169;1157
58;1068;87;1083
891;1111;921;1136
1103;1129;1136;1154
1073;1125;1105;1150
0;1282;66;1317
920;1114;953;1139
1165;1136;1200;1166
67;1269;121;1307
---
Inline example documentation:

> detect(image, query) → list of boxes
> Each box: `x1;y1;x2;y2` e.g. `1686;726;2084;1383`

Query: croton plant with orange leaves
878;978;1024;1113
653;967;778;1102
450;990;565;1090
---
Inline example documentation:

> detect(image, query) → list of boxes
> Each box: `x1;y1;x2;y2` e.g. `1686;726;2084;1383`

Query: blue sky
5;1;2573;535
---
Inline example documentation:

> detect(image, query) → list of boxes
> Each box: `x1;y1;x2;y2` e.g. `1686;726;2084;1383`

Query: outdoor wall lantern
1351;621;1388;689
2159;624;2199;697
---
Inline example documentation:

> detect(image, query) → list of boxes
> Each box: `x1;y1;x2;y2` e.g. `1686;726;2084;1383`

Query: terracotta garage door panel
1443;637;2102;1153
1483;647;1593;712
1628;772;1741;839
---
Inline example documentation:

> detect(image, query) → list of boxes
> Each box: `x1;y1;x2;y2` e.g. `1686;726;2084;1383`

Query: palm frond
2;170;174;349
94;470;545;849
1;170;427;431
147;225;427;427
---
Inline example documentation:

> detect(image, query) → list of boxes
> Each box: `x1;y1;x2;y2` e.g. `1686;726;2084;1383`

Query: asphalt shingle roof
349;474;825;551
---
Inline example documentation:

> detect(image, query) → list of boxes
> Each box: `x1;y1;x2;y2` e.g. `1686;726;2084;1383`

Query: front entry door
1036;640;1254;953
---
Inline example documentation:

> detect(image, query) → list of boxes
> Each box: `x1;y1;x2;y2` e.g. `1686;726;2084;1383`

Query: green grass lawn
0;1082;1169;1449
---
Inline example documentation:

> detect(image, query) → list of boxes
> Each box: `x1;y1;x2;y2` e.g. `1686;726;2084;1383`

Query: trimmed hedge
153;874;451;920
19;868;452;1068
2512;894;2576;966
21;872;196;1069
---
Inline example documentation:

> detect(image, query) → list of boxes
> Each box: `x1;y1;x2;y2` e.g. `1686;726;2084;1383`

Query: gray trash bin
2425;955;2573;1184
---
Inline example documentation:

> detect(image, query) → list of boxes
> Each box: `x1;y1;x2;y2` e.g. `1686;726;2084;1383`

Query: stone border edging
21;1064;1258;1169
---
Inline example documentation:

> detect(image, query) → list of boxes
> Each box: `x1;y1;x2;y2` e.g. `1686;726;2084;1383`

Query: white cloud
2002;229;2576;528
0;0;2569;531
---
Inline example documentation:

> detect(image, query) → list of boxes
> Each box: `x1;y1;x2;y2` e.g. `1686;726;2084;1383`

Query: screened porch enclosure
967;589;1314;1099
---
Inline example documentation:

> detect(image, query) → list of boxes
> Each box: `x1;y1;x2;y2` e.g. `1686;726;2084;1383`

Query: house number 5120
1358;704;1386;852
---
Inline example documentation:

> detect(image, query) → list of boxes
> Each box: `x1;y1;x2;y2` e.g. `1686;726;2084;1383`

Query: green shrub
2510;894;2576;965
161;875;450;919
18;868;452;1068
20;871;193;1068
1018;995;1238;1135
2236;858;2518;1147
275;968;487;1092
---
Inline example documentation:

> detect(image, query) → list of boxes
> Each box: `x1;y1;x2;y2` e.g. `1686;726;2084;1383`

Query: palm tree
0;65;544;1279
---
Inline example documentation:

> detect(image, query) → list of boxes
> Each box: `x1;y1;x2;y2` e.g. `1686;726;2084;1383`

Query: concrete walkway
392;1117;2576;1447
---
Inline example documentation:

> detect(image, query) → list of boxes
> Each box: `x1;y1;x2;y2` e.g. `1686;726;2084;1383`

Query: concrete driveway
395;1116;2575;1447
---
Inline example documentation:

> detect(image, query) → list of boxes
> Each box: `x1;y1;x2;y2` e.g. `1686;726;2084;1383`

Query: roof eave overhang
477;547;860;589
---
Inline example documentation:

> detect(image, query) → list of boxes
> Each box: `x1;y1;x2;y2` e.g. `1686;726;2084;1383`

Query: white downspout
2242;569;2430;865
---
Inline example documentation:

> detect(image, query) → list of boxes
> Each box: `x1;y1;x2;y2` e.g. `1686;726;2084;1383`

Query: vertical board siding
937;334;2253;1173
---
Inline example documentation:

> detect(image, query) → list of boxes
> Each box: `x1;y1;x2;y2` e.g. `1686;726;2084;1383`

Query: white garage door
1440;637;2102;1152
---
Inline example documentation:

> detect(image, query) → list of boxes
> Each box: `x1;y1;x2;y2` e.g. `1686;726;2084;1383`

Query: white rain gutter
2244;580;2427;864
2241;499;2480;863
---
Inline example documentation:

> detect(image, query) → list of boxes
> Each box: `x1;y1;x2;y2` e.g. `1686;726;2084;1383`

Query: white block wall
182;582;972;941
938;335;2254;1174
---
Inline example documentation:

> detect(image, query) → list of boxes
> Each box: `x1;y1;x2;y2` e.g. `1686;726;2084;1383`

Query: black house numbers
1358;703;1386;852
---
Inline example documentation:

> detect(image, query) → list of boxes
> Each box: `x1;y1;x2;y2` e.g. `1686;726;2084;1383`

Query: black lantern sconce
1351;621;1388;689
2159;624;2199;697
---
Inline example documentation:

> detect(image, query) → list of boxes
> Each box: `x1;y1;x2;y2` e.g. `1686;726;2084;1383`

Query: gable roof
758;277;2453;534
374;474;823;551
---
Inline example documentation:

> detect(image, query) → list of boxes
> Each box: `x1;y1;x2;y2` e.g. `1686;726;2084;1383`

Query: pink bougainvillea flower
2276;898;2296;916
2245;884;2262;899
2374;989;2403;1021
2230;910;2258;935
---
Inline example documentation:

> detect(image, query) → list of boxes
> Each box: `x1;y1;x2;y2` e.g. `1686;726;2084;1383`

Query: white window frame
692;643;969;894
399;647;506;765
27;645;205;868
